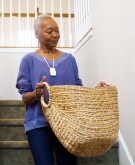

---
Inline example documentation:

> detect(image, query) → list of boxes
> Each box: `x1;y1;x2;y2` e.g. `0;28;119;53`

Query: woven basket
40;82;119;157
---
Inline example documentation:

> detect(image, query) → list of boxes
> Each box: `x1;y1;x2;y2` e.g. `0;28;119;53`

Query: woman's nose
52;31;58;37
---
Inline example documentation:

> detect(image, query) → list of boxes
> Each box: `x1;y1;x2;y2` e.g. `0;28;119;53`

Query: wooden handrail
0;13;74;18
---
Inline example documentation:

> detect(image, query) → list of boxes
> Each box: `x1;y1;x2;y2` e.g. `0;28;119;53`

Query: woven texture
41;82;119;157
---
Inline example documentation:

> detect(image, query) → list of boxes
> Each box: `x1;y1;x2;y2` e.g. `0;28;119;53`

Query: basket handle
40;82;50;109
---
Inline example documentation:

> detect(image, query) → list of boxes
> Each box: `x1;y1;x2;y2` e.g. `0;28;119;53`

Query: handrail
0;13;74;18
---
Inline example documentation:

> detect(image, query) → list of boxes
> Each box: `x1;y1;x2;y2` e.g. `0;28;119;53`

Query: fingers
35;84;46;100
37;76;46;89
35;84;46;93
35;76;46;99
40;76;46;83
99;81;107;87
95;81;109;88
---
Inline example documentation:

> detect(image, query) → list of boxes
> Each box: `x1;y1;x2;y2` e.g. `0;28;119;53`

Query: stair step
0;126;27;141
0;100;119;165
0;100;24;106
0;141;29;149
78;148;119;165
0;140;118;149
0;100;25;119
0;142;30;165
0;148;34;165
0;119;26;141
0;119;24;125
0;141;119;165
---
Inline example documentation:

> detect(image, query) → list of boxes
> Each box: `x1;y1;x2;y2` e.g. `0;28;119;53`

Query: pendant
50;68;56;76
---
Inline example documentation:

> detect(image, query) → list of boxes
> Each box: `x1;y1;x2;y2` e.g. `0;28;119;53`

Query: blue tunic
16;52;82;132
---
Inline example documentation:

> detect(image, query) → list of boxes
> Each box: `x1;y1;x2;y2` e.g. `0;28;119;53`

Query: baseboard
119;131;135;165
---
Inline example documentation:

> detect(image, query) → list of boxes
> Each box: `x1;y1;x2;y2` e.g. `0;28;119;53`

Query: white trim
73;29;93;53
0;47;74;53
119;131;135;165
0;48;37;53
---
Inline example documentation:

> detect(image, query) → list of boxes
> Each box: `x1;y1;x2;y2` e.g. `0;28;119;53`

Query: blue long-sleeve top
16;52;82;132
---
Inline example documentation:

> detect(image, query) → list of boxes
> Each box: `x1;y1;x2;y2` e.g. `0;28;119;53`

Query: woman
16;14;82;165
16;14;106;165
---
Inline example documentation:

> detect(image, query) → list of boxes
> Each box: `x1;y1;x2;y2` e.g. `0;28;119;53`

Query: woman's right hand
35;76;46;100
22;76;46;104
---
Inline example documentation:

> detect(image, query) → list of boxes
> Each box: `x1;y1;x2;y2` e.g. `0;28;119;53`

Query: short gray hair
34;14;53;35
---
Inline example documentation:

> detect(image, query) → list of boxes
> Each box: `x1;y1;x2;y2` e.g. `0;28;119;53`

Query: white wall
74;0;135;165
0;50;30;100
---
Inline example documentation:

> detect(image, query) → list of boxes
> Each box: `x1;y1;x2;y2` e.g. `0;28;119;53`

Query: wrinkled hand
35;76;46;99
95;81;109;88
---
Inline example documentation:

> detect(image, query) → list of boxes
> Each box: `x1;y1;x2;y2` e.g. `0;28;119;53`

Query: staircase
0;100;34;165
0;100;119;165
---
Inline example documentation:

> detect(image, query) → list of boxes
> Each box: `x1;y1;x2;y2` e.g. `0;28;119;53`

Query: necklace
39;49;56;76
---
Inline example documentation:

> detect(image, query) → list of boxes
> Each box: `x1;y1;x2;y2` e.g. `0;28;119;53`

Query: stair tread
0;119;24;125
0;100;24;106
0;140;118;149
0;141;29;148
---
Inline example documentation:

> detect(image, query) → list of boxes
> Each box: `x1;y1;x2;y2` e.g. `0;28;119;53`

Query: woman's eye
46;31;52;34
45;29;59;34
55;30;59;33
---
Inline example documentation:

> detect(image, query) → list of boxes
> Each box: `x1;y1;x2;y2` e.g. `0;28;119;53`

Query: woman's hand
22;76;46;104
35;76;46;100
95;81;109;88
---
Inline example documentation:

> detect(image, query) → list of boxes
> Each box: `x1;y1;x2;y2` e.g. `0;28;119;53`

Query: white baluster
26;0;30;46
74;0;92;45
68;0;72;47
51;0;54;18
74;0;77;31
87;0;91;28
35;0;37;18
43;0;46;14
82;0;85;36
59;0;64;46
83;0;87;31
10;0;13;46
80;0;83;38
1;0;4;46
74;0;78;45
78;0;81;43
17;0;21;46
76;0;81;44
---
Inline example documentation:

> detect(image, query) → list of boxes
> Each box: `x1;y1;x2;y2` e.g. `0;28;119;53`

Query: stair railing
74;0;92;46
0;0;91;48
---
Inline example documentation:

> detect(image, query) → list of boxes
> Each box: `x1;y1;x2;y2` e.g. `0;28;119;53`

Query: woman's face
37;18;60;49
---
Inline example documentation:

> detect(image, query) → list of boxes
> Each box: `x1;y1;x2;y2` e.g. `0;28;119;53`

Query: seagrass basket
40;82;119;157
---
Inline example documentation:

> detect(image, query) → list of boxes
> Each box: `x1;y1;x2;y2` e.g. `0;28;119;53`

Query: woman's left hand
95;81;109;88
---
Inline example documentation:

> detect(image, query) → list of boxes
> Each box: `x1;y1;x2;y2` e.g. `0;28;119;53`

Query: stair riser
0;126;27;141
0;149;34;165
0;106;25;119
0;148;118;165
